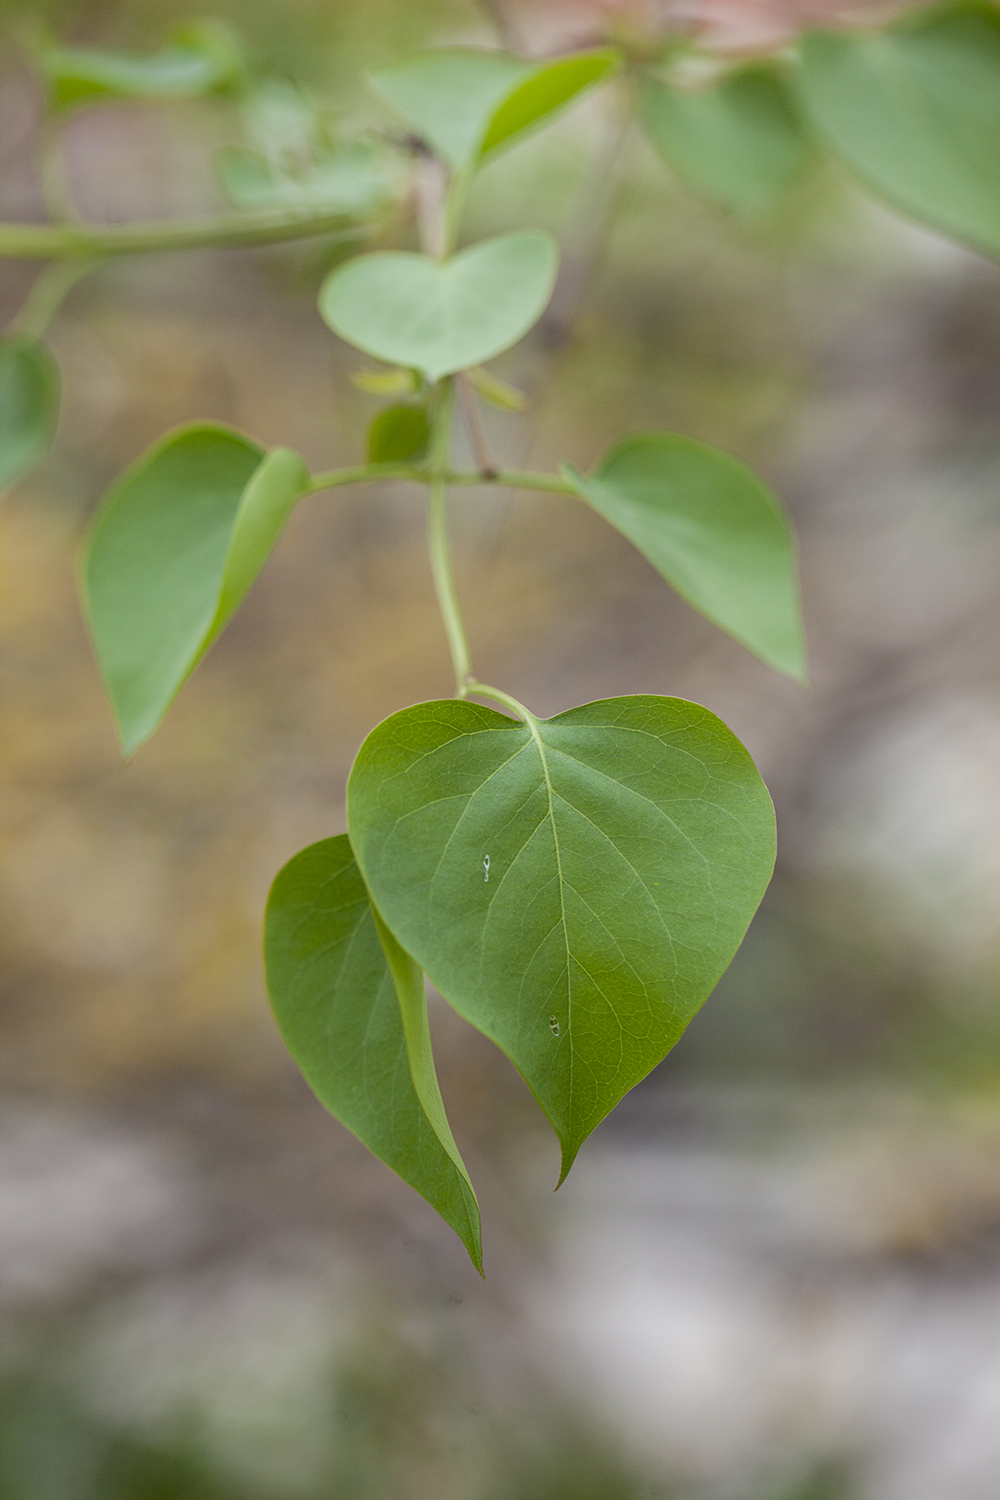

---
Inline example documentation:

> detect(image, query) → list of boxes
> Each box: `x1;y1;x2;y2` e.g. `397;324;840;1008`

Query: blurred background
2;1;1000;1496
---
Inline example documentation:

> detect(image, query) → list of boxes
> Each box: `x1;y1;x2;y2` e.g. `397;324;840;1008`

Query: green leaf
562;435;806;682
319;231;558;381
264;835;482;1270
41;20;244;109
370;49;529;169
0;338;60;490
347;695;776;1177
367;404;430;463
369;47;619;171
797;6;1000;259
83;425;309;754
642;66;812;216
478;50;621;162
216;142;396;216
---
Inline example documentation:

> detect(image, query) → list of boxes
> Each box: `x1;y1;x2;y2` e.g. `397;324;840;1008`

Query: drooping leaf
83;425;308;754
319;231;558;381
642;66;811;216
369;47;619;171
367;404;430;463
0;338;60;490
348;695;776;1177
562;435;806;682
797;6;1000;259
264;835;482;1269
41;21;245;109
217;142;396;216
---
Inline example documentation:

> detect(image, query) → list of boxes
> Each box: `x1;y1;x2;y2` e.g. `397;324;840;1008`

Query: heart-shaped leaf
370;48;618;172
367;403;430;463
265;835;482;1270
41;22;244;110
319;231;558;381
642;66;812;216
797;7;1000;259
563;435;806;682
83;424;309;754
348;695;776;1176
0;338;60;490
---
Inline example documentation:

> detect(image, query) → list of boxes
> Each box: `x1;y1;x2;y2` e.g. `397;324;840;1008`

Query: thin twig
456;371;498;478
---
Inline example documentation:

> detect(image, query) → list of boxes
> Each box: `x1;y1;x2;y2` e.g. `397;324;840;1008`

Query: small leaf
797;6;1000;259
83;425;308;754
217;142;396;216
351;367;421;396
479;50;621;162
370;49;531;169
0;338;60;490
367;404;430;463
642;66;811;216
348;695;776;1177
265;835;482;1270
41;20;244;109
369;47;619;171
319;231;558;381
562;435;806;682
469;366;526;411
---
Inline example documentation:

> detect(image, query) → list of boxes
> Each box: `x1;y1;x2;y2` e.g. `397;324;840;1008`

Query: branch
0;209;367;260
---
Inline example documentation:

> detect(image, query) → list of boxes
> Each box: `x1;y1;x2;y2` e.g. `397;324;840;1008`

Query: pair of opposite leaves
646;4;1000;259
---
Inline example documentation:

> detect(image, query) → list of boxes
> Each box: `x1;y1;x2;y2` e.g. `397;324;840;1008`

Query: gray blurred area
2;1;1000;1497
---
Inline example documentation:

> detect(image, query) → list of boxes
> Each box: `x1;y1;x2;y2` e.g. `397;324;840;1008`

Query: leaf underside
797;8;1000;259
563;434;806;682
264;834;482;1270
348;695;776;1178
0;339;60;490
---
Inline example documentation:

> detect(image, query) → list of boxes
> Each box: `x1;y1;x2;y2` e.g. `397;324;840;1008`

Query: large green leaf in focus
42;21;244;109
0;338;60;490
797;7;1000;258
264;835;482;1270
319;232;558;380
348;695;776;1177
84;425;308;754
642;66;811;215
369;47;619;171
563;435;806;682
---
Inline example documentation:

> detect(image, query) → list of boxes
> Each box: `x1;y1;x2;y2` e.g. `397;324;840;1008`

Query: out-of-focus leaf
367;404;430;463
370;49;529;168
479;49;620;161
348;695;776;1177
563;435;806;682
797;6;1000;258
319;231;558;380
84;425;308;754
351;367;421;396
217;142;396;216
469;366;526;411
642;65;811;215
41;21;245;109
370;47;619;171
0;338;60;490
264;834;482;1270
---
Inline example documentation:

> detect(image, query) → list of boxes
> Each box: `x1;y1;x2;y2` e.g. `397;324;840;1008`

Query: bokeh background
3;1;1000;1497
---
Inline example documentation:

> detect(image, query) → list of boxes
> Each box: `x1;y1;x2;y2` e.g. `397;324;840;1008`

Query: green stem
464;680;535;722
8;257;98;340
306;463;577;496
426;379;474;694
307;462;428;493
0;212;366;260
